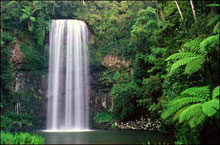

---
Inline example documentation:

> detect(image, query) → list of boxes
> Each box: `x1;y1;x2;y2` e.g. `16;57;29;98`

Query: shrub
94;109;114;123
110;81;140;120
1;132;44;144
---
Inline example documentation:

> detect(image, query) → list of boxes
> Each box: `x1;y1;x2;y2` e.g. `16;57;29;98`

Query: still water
36;130;174;144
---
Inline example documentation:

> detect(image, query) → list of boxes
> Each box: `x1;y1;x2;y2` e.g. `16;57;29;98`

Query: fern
207;15;219;27
184;57;205;74
162;97;204;120
213;21;219;34
188;111;206;128
200;34;219;52
173;106;189;121
166;52;198;61
181;86;210;98
212;86;220;98
179;103;202;123
183;38;203;53
202;99;219;117
170;57;199;74
162;86;219;128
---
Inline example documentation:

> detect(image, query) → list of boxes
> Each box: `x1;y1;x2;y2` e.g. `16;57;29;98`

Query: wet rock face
89;66;113;127
102;54;131;69
9;39;24;64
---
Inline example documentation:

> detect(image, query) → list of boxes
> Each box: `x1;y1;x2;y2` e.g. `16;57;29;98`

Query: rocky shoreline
94;116;161;131
115;117;161;131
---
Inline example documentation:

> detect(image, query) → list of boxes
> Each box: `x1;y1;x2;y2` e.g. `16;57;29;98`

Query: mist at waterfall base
46;20;90;131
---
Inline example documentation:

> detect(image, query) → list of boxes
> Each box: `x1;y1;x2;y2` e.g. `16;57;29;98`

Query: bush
1;132;44;144
94;109;114;123
110;81;140;120
1;112;33;132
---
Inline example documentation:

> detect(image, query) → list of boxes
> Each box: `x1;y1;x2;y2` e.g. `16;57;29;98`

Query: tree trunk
190;0;197;21
174;0;184;21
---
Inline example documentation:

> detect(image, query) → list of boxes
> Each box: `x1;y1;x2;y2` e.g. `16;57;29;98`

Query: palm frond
212;86;220;98
179;103;202;123
184;57;205;74
202;99;219;117
181;86;210;99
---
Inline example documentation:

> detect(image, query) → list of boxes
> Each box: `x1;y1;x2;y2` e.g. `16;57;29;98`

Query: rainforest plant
166;13;219;75
20;6;41;31
162;85;219;128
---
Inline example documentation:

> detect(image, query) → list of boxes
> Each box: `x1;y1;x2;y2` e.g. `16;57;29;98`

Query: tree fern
181;86;210;98
200;34;219;52
188;111;206;128
166;37;206;75
212;86;220;98
162;86;220;128
206;15;219;27
183;38;203;52
179;103;202;123
213;21;219;34
173;106;189;121
184;56;205;74
202;99;219;117
166;52;198;61
162;97;204;120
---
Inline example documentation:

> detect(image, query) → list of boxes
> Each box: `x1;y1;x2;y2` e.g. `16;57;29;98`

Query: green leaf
30;16;36;22
207;15;219;27
206;4;220;7
212;86;220;98
31;7;42;15
170;57;200;74
184;57;205;74
189;111;206;128
200;34;219;52
202;99;219;117
166;52;198;61
179;103;202;123
181;86;210;98
20;14;29;21
213;21;219;34
20;9;31;15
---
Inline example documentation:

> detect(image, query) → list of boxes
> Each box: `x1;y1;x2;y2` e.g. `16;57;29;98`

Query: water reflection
37;130;174;144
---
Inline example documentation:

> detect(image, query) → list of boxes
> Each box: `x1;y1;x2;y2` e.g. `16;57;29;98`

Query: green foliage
110;81;140;120
20;6;42;31
1;132;44;144
94;110;115;123
166;38;208;75
1;112;33;132
162;86;220;128
174;124;200;144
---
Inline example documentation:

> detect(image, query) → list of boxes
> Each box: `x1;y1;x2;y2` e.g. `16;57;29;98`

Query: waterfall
47;20;90;130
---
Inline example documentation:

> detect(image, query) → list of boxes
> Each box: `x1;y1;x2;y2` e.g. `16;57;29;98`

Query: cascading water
46;20;90;131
